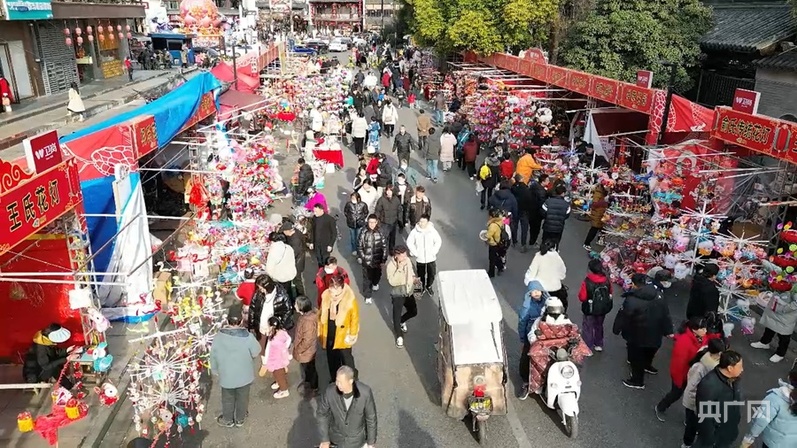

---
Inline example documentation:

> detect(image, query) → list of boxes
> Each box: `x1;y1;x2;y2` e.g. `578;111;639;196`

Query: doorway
0;41;34;100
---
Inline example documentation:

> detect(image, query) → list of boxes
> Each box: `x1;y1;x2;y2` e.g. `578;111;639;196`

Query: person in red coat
499;153;515;180
654;316;720;420
314;256;350;307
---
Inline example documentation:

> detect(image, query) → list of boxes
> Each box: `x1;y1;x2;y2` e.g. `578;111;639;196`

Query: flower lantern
64;28;71;36
75;27;82;36
88;35;95;43
97;25;104;33
77;36;83;45
65;37;73;46
86;25;93;34
118;32;124;40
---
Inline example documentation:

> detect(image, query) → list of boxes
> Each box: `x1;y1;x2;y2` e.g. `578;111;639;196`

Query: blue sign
4;0;53;20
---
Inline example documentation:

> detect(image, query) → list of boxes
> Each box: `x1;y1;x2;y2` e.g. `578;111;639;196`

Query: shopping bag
475;182;484;193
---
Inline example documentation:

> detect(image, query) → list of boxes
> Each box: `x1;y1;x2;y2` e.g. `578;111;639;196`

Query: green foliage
404;0;560;56
559;0;712;91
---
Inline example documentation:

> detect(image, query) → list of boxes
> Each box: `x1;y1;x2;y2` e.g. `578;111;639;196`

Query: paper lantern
75;27;82;35
88;35;94;43
86;25;93;34
97;25;104;33
64;28;71;36
118;32;124;40
109;33;115;41
65;399;80;419
65;37;73;46
17;412;33;432
98;34;105;42
127;32;132;39
117;25;122;31
77;36;83;45
125;24;131;31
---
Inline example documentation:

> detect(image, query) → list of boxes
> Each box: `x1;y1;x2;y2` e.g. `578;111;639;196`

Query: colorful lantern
17;412;33;432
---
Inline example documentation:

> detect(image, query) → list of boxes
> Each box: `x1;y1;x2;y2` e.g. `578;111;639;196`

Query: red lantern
99;34;105;42
75;27;82;36
88;35;95;43
86;25;93;34
117;25;122;32
97;25;104;33
65;37;73;46
64;28;71;36
127;32;132;39
77;36;83;45
118;32;124;40
125;24;131;32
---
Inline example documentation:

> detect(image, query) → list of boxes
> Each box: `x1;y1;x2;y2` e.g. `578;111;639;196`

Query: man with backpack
578;259;613;352
485;208;510;277
479;152;501;210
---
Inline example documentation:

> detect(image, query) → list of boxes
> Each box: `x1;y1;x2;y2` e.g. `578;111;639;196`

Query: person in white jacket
310;105;323;133
351;111;368;156
358;180;380;215
406;215;442;295
265;232;297;290
523;240;568;310
382;99;398;137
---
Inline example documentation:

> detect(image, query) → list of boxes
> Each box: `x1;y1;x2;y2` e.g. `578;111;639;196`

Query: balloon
673;262;689;280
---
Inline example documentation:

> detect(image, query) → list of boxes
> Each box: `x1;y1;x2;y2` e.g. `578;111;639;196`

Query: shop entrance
0;41;33;100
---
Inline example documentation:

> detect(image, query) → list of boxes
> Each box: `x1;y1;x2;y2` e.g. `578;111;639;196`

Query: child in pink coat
262;317;292;398
303;188;328;213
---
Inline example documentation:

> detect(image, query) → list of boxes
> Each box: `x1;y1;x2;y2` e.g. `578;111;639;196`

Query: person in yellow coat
516;147;543;184
318;275;360;380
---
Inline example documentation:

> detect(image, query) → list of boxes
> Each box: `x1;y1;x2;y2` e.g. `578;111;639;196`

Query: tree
404;0;560;56
559;0;712;92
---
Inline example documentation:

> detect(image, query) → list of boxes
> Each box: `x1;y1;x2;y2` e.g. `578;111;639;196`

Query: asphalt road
106;65;796;448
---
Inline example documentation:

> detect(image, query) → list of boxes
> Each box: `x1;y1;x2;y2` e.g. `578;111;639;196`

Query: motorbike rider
527;297;572;345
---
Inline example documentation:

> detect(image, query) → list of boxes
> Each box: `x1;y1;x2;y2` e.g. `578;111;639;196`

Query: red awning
210;61;260;94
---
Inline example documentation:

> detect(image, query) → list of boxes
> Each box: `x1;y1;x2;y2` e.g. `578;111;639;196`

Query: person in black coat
317;366;377;448
540;184;571;249
489;180;518;246
282;222;307;296
694;351;744;448
343;191;369;256
613;274;674;389
527;173;550;248
22;323;73;388
296;158;315;200
510;175;533;249
374;186;402;251
687;263;720;320
357;214;388;303
310;204;338;267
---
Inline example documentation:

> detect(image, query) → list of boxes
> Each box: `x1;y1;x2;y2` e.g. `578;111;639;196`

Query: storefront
0;6;48;100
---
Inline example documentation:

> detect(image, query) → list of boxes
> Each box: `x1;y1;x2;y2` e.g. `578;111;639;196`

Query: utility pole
232;38;239;89
380;0;385;34
658;62;677;144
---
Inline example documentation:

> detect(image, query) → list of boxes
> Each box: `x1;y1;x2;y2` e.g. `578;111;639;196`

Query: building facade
0;0;146;100
309;0;362;33
363;0;394;31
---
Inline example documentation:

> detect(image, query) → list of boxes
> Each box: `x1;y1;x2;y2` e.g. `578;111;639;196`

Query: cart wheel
564;414;578;438
476;418;487;444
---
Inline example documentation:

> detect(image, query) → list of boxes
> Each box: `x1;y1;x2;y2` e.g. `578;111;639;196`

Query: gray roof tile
700;4;797;53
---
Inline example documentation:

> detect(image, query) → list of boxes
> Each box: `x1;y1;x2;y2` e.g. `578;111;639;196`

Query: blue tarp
61;71;222;148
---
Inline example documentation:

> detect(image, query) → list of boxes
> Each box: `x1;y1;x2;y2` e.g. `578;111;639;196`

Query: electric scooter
541;345;581;438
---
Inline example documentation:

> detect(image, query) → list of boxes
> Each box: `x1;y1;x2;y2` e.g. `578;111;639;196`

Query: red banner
24;131;63;175
546;66;569;88
712;106;797;163
180;92;216;133
591;77;620;103
0;160;82;255
566;71;592;96
618;83;654;114
60;125;134;180
131;115;158;158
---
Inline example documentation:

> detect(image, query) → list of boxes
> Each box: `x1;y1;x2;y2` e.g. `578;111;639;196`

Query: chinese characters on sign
698;400;770;423
180;93;216;132
636;70;653;89
23;130;63;174
731;88;761;115
131;115;158;158
619;84;653;114
711;107;797;163
0;161;80;255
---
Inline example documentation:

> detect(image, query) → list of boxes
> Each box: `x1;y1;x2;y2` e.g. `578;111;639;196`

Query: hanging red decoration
77;36;83;45
64;28;71;36
65;37;73;46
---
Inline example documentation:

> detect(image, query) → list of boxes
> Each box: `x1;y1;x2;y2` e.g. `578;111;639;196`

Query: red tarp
646;92;715;144
210;61;260;94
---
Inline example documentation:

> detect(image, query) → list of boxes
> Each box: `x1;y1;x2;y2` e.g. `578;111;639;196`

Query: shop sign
547;66;569;88
618;83;653;114
23;130;63;175
180;93;217;132
3;0;53;20
567;71;592;96
131;115;158;158
732;88;761;115
0;160;81;256
591;77;620;103
636;70;653;89
712;106;797;161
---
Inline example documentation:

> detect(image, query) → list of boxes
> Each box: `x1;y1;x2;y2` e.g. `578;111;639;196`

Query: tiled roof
755;48;797;70
700;5;797;53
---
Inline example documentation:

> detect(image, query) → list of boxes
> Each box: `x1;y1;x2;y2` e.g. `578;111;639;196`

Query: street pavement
108;71;795;448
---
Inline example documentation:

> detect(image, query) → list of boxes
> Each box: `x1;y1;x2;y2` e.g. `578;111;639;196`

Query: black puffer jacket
694;368;742;448
357;227;388;267
613;284;673;348
248;283;295;336
528;180;548;214
541;196;571;233
375;195;402;225
344;200;369;229
297;163;315;194
510;181;533;214
376;161;393;188
285;231;307;273
686;274;720;320
488;189;518;218
405;196;432;228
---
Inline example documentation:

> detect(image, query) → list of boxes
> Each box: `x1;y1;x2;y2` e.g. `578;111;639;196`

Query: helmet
544;297;565;319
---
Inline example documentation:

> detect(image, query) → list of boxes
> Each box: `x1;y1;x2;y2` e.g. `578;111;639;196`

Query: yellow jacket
318;284;360;349
516;154;542;184
486;218;504;246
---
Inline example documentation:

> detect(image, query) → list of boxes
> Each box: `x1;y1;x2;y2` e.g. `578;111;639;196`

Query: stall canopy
210;61;260;94
55;73;221;321
218;89;267;121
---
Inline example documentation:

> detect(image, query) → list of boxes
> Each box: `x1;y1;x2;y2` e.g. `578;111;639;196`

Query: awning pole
0;277;128;287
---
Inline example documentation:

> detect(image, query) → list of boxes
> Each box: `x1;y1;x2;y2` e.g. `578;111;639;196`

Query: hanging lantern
125;24;131;32
64;28;71;36
117;25;122;32
86;25;93;34
127;32;132;39
75;27;82;36
118;32;124;40
97;25;104;33
88;34;95;43
109;33;115;41
98;34;105;42
77;36;84;45
65;37;73;46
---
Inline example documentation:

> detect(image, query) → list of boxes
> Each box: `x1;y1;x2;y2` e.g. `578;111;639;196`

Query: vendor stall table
313;148;344;166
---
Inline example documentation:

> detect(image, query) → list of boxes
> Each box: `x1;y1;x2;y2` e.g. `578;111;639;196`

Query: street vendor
22;323;75;388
